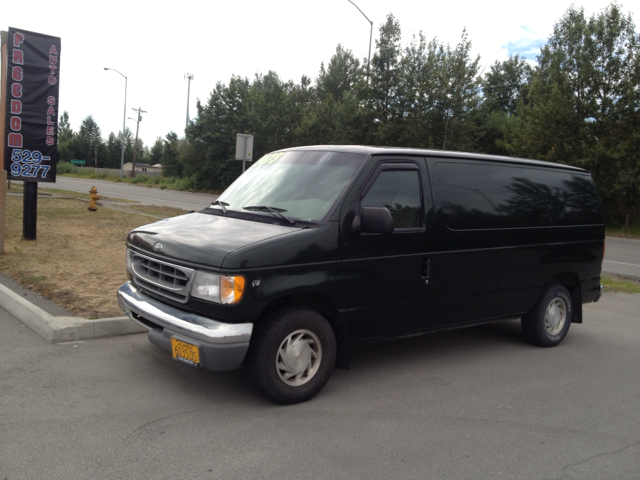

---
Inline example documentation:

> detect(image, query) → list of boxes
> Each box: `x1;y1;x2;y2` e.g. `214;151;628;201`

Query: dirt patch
0;194;187;319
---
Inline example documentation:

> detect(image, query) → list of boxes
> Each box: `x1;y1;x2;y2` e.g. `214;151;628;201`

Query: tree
399;30;482;151
477;55;532;154
180;75;252;190
316;45;361;102
248;71;295;152
368;14;404;144
105;132;120;169
483;55;532;115
62;116;107;166
58;111;74;143
104;127;134;169
502;3;640;224
303;47;367;145
160;132;182;178
436;29;482;151
149;137;163;165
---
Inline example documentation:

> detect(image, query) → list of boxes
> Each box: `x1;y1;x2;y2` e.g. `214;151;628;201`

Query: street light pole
185;73;194;130
347;0;373;82
104;67;127;179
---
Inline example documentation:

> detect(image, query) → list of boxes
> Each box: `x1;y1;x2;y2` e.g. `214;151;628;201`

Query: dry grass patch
1;195;187;319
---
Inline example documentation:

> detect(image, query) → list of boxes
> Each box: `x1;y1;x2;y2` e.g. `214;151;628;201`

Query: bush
131;175;151;184
56;162;73;174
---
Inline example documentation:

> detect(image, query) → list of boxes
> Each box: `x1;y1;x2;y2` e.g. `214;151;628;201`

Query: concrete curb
0;282;146;343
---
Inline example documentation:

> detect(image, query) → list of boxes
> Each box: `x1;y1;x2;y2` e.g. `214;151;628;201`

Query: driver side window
362;170;422;229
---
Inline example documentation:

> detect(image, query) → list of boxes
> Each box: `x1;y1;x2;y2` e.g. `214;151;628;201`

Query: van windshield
216;150;366;222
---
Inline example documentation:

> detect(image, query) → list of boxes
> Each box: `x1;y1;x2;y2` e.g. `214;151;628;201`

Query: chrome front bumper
118;282;253;370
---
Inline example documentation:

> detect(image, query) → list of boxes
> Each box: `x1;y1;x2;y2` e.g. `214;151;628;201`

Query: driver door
341;158;434;341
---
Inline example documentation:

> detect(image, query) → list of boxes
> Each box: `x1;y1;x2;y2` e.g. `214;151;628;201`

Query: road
603;236;640;280
48;176;218;211
1;291;638;478
46;176;640;280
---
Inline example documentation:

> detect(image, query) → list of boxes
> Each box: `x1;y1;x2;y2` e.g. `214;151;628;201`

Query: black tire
521;284;572;347
248;306;337;404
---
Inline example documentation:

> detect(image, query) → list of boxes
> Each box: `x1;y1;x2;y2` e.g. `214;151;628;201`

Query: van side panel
427;158;604;328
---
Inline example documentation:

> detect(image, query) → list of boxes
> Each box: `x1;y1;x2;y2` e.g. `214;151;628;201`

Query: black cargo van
118;146;604;404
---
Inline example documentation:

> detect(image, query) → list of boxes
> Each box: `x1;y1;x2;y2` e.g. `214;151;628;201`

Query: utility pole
129;107;147;177
185;73;194;130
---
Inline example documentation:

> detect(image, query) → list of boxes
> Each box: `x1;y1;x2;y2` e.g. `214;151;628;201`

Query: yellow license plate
171;338;200;367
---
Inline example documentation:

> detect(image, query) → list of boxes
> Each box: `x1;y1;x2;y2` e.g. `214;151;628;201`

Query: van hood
127;212;301;269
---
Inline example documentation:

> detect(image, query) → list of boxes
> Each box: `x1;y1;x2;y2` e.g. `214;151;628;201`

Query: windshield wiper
243;205;296;225
211;200;229;214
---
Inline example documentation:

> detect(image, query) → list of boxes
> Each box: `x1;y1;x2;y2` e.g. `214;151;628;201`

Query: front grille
130;252;194;304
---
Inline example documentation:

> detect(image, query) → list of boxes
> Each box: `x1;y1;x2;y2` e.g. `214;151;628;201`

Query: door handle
421;258;431;278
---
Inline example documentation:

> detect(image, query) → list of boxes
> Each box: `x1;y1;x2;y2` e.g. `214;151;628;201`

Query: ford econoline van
118;146;605;404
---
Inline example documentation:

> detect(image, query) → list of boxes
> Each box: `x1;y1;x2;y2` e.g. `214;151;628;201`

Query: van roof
279;145;588;173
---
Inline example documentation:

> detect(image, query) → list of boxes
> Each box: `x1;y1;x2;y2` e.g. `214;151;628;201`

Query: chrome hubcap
544;298;567;335
276;329;322;386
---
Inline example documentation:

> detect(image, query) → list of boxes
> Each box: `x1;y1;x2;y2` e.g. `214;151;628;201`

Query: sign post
1;31;7;253
2;28;61;240
235;133;254;173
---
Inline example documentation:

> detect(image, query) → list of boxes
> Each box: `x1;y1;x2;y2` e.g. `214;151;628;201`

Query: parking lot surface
1;292;639;479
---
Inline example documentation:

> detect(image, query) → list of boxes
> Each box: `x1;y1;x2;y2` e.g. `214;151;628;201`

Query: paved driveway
1;291;639;479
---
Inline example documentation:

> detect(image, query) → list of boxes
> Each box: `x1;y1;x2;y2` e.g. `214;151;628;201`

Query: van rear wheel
249;307;336;404
521;284;572;347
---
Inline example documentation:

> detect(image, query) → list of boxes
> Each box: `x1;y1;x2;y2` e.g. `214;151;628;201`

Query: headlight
191;271;245;305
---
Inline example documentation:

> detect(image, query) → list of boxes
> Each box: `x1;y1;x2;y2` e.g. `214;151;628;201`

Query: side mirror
361;206;394;234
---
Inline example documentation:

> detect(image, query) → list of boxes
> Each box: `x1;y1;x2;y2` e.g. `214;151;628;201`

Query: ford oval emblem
153;242;163;252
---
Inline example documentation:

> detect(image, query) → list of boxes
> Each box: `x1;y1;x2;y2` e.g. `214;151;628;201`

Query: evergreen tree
502;3;640;224
161;132;182;178
58;111;74;143
150;138;163;165
368;14;404;144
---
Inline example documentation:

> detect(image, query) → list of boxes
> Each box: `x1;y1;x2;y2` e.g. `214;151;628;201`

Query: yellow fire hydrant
88;186;100;211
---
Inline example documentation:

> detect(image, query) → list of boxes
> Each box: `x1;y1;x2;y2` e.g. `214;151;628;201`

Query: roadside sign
235;133;254;173
70;159;86;165
3;27;61;183
235;134;253;161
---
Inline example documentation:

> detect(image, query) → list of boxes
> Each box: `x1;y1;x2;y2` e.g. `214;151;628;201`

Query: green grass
602;275;640;294
606;225;640;239
606;218;640;239
21;275;47;284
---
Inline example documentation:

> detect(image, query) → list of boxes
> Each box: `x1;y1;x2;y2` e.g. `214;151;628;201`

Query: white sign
235;134;254;161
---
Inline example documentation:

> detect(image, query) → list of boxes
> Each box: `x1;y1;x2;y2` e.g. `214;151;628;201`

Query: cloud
519;25;537;34
502;37;547;60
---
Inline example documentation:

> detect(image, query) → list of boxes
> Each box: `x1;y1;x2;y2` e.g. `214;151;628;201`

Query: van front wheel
521;284;572;347
249;307;336;404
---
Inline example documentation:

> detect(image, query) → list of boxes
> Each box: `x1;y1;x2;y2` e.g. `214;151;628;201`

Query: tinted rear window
434;162;602;230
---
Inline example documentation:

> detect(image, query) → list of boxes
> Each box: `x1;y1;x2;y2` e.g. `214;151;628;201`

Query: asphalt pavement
1;291;639;479
603;236;640;280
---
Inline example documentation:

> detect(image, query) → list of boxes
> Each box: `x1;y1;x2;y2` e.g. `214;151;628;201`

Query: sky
4;0;637;149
